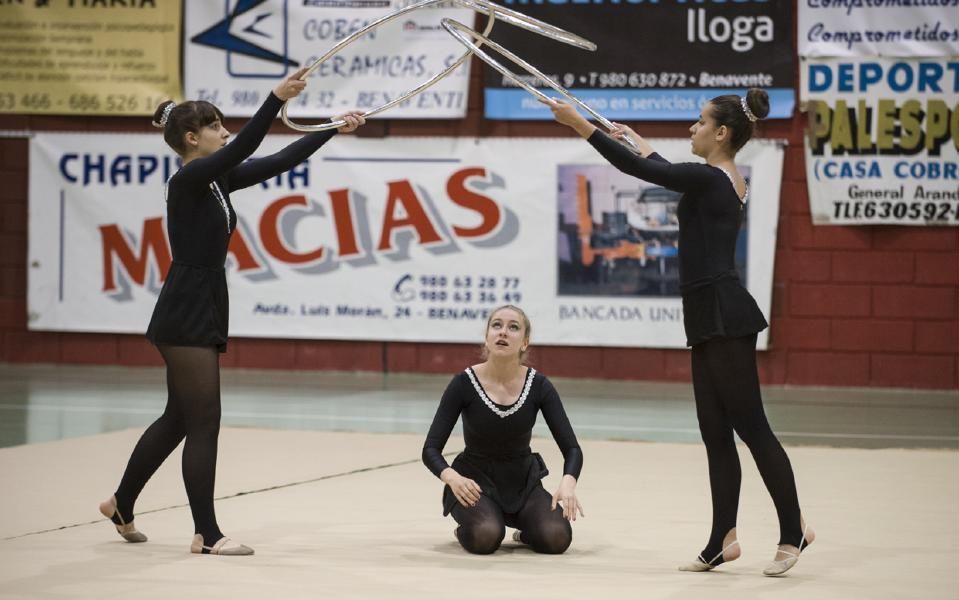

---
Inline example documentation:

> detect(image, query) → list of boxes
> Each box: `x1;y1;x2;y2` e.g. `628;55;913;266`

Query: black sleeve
226;129;338;192
174;92;285;187
422;374;466;478
648;152;671;164
539;376;583;479
587;129;712;193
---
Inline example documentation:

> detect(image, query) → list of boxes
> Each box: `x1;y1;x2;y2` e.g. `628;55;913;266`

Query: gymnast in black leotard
544;89;814;576
98;68;366;556
423;305;584;555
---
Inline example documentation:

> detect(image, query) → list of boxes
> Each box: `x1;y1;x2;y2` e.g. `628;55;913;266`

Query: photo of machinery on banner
481;0;793;120
800;2;959;226
27;134;783;349
0;1;181;115
184;0;476;119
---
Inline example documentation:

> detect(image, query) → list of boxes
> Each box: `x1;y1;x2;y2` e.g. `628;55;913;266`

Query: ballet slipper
99;496;147;543
763;524;814;577
190;534;254;556
678;539;740;572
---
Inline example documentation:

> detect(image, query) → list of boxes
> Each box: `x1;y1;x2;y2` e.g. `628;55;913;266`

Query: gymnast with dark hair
98;68;365;556
544;89;814;576
423;304;584;555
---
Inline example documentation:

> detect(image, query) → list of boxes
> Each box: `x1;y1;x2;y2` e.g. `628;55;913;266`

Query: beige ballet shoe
98;496;147;543
763;524;814;577
679;539;741;572
190;534;254;556
512;530;524;544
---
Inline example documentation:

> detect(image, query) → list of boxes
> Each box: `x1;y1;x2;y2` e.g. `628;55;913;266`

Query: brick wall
1;60;956;389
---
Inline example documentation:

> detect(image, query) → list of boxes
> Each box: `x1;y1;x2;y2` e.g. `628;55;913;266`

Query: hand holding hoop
273;67;309;101
441;18;639;151
280;0;597;132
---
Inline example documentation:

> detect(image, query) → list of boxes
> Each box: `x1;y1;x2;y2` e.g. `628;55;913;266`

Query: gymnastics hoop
280;0;596;132
441;17;640;151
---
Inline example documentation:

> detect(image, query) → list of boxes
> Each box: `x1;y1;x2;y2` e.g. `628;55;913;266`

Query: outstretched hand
539;97;596;139
610;121;654;155
334;110;367;133
273;67;309;101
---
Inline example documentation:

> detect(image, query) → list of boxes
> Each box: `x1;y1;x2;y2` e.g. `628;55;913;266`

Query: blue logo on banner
191;0;298;77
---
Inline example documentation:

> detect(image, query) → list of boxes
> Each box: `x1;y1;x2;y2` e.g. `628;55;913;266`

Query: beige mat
1;429;957;599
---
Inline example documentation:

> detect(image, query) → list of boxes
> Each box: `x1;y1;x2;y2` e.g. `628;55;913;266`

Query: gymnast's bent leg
513;487;572;554
450;495;507;554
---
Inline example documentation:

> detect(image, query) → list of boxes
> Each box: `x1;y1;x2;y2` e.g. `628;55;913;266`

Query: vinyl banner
798;1;959;57
482;0;794;120
802;57;959;225
28;133;782;349
183;0;474;119
0;0;181;115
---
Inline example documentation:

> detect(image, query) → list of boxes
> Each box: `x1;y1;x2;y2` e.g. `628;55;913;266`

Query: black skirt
145;262;230;353
681;272;768;347
442;449;549;516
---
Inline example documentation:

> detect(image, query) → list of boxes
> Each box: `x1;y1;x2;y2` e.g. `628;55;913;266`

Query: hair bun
745;88;770;121
151;100;176;128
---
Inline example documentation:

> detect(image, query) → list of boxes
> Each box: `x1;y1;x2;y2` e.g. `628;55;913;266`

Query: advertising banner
184;0;474;119
798;1;959;57
482;0;794;120
29;133;782;349
802;56;959;225
0;0;181;115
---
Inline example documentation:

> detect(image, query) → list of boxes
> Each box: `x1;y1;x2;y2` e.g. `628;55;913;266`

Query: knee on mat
459;522;505;555
529;522;572;554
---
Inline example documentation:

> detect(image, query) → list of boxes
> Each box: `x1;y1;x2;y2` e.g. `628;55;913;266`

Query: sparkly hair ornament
740;96;758;123
152;102;176;129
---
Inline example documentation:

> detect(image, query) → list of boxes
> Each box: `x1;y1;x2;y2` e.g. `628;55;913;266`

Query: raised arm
176;68;311;187
175;93;286;187
543;97;710;193
226;110;365;192
587;129;712;193
226;129;338;192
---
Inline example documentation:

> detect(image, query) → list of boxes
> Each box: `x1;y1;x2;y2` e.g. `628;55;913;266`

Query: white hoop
441;18;639;151
280;0;596;132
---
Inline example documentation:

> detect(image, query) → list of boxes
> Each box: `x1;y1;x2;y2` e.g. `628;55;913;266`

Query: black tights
112;345;224;546
692;334;803;563
451;488;572;555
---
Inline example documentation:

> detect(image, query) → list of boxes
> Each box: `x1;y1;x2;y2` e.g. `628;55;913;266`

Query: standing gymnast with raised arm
98;69;365;556
544;89;814;576
423;305;584;555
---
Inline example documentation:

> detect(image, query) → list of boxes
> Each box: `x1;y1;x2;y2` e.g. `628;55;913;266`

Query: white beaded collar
716;166;749;205
465;367;536;418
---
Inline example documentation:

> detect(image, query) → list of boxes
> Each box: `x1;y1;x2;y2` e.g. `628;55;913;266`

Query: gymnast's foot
190;534;254;556
679;527;740;572
99;495;147;543
764;518;814;577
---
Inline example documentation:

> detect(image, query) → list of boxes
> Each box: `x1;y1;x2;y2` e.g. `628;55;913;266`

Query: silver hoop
280;0;596;132
441;18;639;151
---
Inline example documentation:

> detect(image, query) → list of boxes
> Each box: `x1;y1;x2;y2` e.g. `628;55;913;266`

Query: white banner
183;0;474;119
798;1;959;57
802;56;959;225
28;133;782;349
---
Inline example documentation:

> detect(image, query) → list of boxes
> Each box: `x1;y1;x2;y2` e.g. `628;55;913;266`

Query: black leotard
586;130;768;346
423;368;583;515
146;93;337;351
